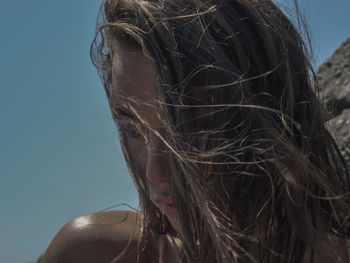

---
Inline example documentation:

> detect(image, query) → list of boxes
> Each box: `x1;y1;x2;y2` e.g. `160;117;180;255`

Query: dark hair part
91;0;350;262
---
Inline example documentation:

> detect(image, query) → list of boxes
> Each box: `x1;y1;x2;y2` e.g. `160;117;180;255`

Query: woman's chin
167;216;180;234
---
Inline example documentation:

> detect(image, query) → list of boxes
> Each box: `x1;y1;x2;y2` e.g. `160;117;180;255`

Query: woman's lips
158;202;176;218
155;196;176;218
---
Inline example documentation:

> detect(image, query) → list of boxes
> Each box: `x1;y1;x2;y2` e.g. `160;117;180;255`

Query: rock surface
317;38;350;116
328;109;350;167
317;37;350;171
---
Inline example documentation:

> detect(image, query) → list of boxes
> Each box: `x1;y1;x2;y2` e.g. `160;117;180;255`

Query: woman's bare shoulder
40;210;141;263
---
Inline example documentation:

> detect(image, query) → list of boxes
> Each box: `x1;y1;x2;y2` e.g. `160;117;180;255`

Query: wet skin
40;210;179;263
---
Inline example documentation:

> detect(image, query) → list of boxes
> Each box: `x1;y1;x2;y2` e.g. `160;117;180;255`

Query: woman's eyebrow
111;105;137;120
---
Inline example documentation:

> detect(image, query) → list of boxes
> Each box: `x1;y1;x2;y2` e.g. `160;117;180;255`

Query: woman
41;0;350;262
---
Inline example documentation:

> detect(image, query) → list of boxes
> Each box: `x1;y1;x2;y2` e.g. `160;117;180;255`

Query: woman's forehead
111;47;156;107
110;46;161;128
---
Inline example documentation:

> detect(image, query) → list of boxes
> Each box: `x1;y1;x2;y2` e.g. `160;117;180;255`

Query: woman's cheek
125;136;148;173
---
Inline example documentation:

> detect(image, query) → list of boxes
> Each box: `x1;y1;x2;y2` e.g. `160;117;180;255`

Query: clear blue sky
1;1;349;262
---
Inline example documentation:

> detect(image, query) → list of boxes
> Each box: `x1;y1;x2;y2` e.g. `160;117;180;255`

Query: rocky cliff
317;37;350;171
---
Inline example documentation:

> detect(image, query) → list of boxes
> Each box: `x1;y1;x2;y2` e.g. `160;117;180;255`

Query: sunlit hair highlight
91;0;350;262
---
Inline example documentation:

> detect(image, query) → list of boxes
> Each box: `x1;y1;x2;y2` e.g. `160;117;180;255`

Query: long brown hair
91;0;350;262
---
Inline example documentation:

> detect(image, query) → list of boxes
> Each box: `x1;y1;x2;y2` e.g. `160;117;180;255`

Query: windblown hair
91;0;350;262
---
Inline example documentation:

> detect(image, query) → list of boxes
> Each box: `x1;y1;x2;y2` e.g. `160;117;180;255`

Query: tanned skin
40;210;158;263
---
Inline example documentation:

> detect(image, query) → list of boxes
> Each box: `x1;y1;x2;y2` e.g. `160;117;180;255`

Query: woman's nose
145;138;168;184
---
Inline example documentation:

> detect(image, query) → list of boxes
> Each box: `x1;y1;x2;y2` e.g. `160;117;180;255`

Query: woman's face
111;45;178;231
